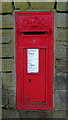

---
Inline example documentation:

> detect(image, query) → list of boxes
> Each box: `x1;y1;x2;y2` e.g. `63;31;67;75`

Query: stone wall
0;1;68;119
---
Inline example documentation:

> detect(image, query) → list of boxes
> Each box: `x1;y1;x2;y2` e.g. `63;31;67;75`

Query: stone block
14;1;28;10
30;1;55;10
54;90;66;110
0;15;2;28
18;110;66;118
57;2;68;12
0;2;2;13
0;88;2;106
56;13;68;28
55;58;66;73
2;109;19;118
55;73;67;90
0;59;13;72
18;110;53;118
0;59;2;72
2;109;66;118
2;15;13;28
2;87;8;107
57;28;68;41
0;108;2;120
0;44;2;58
2;1;12;13
7;87;16;108
1;73;15;87
55;42;66;59
53;111;66;118
0;30;13;44
0;73;2;88
0;44;14;57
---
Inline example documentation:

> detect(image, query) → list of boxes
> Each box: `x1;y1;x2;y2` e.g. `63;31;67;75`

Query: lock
15;11;54;110
29;79;32;82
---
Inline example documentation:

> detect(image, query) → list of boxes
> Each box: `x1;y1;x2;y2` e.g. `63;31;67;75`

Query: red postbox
15;11;54;109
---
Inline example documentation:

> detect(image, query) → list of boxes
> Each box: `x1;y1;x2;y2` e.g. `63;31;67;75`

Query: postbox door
23;48;46;103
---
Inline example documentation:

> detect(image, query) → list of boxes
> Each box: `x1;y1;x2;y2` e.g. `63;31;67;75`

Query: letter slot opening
20;31;48;35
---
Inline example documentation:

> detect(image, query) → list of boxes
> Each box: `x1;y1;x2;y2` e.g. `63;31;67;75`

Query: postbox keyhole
29;79;32;82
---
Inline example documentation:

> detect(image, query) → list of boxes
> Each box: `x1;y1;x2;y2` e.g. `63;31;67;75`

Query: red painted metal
15;11;54;110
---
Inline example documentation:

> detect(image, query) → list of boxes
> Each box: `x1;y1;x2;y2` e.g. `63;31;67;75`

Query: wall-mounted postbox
15;11;54;110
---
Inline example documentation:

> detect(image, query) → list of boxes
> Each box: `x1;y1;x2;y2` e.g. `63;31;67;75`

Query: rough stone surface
54;90;66;110
55;73;66;90
0;15;2;28
2;15;13;28
0;73;2;88
52;111;66;118
2;109;19;118
18;110;53;118
7;87;16;108
0;30;13;44
0;1;2;13
0;44;14;57
14;1;28;10
0;59;13;72
55;42;66;59
55;64;66;73
1;73;15;87
57;28;68;41
2;87;8;107
30;1;55;10
0;107;2;120
0;44;2;58
0;88;2;106
0;59;2;72
57;2;68;12
56;13;68;28
2;1;12;13
2;109;66;118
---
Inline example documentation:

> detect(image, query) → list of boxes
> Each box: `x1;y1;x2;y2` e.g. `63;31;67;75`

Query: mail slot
15;11;54;109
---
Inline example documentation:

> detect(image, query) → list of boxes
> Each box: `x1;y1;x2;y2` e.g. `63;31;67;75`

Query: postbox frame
15;11;54;110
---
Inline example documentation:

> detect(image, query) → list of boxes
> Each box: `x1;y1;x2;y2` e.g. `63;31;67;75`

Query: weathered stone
18;110;66;118
2;109;19;118
56;59;66;66
57;28;68;41
0;107;2;120
0;59;13;72
2;1;12;13
0;15;2;28
55;42;66;59
1;73;15;87
56;13;68;28
0;88;2;106
0;73;2;88
53;111;66;118
19;110;53;118
0;59;2;72
55;73;66;90
0;2;2;13
57;2;68;12
54;90;66;110
0;44;2;58
7;87;16;108
0;44;14;57
14;1;28;10
30;1;55;9
2;109;66;118
0;30;13;44
2;87;8;107
55;60;68;73
55;58;66;72
2;15;13;28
